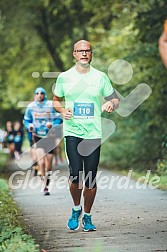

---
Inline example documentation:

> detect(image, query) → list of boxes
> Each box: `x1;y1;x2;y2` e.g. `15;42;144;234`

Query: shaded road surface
9;156;167;252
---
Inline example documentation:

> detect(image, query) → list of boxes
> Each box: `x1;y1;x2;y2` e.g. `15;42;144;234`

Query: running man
24;87;62;195
53;40;119;231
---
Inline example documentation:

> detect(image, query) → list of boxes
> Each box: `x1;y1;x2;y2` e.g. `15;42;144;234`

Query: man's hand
102;101;114;113
62;108;72;120
46;122;52;129
29;123;34;132
102;99;119;113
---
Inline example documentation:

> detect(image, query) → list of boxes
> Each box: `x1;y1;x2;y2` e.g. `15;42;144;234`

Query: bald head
73;40;92;67
74;40;91;51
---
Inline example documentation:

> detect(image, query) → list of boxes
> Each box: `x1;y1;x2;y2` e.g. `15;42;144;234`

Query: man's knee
85;179;97;189
85;171;97;189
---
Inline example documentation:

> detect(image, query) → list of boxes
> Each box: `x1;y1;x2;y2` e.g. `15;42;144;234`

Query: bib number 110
79;107;90;115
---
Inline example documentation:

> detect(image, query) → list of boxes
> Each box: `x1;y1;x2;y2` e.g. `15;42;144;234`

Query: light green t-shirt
54;66;114;139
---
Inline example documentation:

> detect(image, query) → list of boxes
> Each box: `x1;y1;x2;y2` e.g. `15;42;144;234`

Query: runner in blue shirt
24;87;63;195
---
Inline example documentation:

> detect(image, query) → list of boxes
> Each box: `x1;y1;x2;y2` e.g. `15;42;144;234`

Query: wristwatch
111;101;115;110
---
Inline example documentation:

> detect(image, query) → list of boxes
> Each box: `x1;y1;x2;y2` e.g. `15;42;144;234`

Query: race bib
73;102;94;119
14;135;21;143
8;135;14;141
35;127;48;136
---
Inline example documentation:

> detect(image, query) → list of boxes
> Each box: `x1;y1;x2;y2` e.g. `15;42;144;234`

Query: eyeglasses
74;49;92;54
35;92;44;95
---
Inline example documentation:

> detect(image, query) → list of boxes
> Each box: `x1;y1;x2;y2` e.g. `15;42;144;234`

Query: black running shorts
65;136;101;189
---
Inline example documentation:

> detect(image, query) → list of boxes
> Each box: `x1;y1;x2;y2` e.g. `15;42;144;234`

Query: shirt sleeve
54;75;64;97
24;105;33;130
101;73;114;97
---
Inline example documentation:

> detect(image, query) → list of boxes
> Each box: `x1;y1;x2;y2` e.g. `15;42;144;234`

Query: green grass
0;151;40;252
126;170;167;190
0;178;40;252
107;167;167;191
157;175;167;190
0;152;8;171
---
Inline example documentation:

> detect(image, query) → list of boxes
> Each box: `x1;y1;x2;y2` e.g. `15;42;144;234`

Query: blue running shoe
82;214;96;232
67;208;82;230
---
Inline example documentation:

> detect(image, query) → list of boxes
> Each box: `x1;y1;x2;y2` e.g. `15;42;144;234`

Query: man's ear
73;51;76;58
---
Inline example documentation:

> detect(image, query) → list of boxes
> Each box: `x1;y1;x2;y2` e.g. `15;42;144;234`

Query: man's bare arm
53;95;72;120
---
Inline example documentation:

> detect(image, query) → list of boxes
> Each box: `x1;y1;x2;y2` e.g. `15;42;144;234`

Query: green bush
0;227;39;252
0;178;39;252
0;153;8;172
0;179;20;230
157;156;167;176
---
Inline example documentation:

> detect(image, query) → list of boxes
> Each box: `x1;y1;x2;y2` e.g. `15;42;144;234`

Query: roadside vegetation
100;154;167;191
0;153;39;252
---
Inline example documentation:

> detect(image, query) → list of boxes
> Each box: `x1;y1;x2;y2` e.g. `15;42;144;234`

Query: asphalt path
9;155;167;252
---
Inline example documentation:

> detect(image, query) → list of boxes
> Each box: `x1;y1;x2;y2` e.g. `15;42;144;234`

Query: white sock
73;205;81;211
45;171;52;177
84;212;91;216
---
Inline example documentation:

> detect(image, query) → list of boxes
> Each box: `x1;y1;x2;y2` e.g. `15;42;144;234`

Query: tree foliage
0;0;166;172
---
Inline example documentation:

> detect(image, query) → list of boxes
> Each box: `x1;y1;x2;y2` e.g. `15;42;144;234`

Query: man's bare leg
36;148;45;176
83;186;97;213
69;182;82;206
